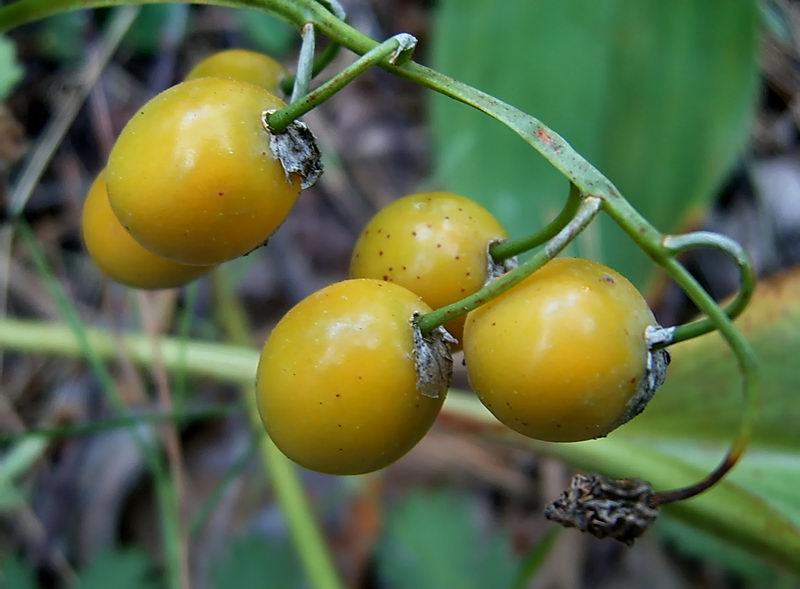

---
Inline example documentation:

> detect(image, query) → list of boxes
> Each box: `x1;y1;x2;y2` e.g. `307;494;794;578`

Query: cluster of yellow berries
81;49;662;477
81;49;296;286
257;192;660;474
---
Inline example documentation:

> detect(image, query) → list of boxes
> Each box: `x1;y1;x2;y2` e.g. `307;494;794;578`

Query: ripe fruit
350;192;507;341
81;174;211;289
186;48;285;93
106;77;300;266
256;279;445;475
463;258;657;443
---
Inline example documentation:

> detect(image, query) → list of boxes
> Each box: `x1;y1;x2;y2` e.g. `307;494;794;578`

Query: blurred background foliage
1;0;800;587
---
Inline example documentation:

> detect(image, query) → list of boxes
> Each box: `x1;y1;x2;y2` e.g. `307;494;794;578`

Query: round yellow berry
106;77;300;265
350;192;507;341
463;258;657;442
81;174;211;289
256;279;445;475
186;48;285;93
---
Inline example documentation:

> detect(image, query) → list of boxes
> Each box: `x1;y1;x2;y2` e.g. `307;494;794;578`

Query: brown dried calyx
264;110;323;190
544;474;658;545
411;316;456;399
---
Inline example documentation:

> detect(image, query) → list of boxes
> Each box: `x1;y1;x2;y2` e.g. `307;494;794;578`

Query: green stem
0;0;760;510
291;23;316;102
490;184;582;263
211;269;344;589
16;223;185;589
0;318;257;384
650;256;757;506
280;41;341;95
660;231;756;346
267;32;416;133
0;405;238;444
417;196;601;334
598;200;759;505
279;0;346;95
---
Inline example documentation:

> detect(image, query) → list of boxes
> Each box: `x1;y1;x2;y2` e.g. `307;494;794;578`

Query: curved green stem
0;0;760;511
490;183;582;262
267;32;417;133
281;41;341;95
650;256;757;506
417;196;601;334
659;231;756;346
291;22;316;102
598;199;759;506
280;0;345;95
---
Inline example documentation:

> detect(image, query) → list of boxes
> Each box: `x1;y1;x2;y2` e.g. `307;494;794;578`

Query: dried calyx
485;239;518;284
544;474;659;545
263;110;323;190
615;335;671;430
412;315;456;399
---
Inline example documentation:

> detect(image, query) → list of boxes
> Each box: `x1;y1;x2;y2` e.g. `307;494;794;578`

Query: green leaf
211;534;304;589
657;517;787;586
430;0;760;288
0;34;22;100
123;5;186;56
0;483;26;511
0;555;37;589
447;269;800;573
235;9;295;57
35;12;87;62
377;490;519;589
75;549;158;589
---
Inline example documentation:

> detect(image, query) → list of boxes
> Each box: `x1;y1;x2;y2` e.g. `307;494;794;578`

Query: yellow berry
186;48;285;93
81;174;211;289
106;77;300;265
463;258;657;442
350;192;507;341
256;279;445;475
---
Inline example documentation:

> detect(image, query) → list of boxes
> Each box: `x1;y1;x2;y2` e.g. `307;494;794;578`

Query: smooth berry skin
106;78;300;265
463;257;657;443
186;48;285;93
350;192;507;341
81;174;211;289
256;279;445;475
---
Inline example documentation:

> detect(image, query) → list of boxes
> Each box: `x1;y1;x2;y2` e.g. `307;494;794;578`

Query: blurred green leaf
0;34;22;100
0;483;26;511
235;9;295;57
377;490;519;589
511;528;559;589
530;269;800;571
622;269;800;449
0;555;37;589
657;517;786;586
430;0;760;288
123;5;186;56
212;534;304;589
75;549;158;589
35;12;87;62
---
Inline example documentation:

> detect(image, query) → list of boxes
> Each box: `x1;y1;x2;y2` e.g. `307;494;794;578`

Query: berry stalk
416;195;601;334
